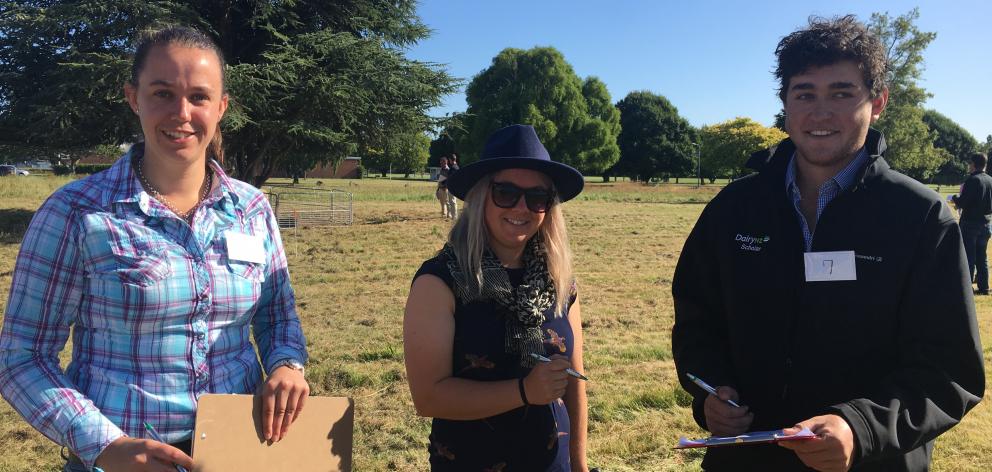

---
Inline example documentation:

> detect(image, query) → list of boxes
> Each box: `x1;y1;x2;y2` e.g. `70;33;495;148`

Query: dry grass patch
0;177;989;471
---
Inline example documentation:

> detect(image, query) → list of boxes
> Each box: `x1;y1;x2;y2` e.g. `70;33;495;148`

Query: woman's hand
95;437;193;472
260;365;310;441
522;354;570;405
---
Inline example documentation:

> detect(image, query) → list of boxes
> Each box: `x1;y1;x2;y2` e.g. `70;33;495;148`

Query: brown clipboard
192;394;354;472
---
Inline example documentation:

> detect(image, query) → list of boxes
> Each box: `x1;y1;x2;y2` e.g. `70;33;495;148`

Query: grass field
0;176;989;471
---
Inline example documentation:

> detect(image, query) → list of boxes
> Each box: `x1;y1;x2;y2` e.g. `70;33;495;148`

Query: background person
446;153;460;219
0;26;308;472
436;156;451;218
951;152;992;294
672;15;984;472
404;125;589;471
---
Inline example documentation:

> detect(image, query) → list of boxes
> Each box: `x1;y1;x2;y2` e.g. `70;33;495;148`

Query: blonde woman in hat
405;125;589;471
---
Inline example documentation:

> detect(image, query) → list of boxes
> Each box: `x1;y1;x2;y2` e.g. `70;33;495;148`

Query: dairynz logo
736;233;770;252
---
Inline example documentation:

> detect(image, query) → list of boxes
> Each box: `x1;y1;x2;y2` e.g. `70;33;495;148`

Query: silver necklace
134;157;212;220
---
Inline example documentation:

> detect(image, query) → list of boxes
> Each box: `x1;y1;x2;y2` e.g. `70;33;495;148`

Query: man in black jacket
672;15;984;472
951;152;992;294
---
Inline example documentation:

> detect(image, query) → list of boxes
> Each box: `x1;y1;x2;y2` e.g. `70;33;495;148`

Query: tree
462;47;620;174
0;1;456;185
429;132;456;167
868;8;948;180
613;91;695;182
923;110;979;183
773;110;787;132
387;132;430;178
700;117;787;179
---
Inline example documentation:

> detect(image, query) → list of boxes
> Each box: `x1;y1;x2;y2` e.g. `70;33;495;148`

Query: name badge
804;251;856;282
225;231;266;264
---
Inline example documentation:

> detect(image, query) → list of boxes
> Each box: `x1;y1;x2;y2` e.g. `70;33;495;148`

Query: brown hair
972;153;988;170
775;15;888;103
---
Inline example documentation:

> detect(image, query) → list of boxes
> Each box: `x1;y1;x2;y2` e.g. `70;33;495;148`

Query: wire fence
263;185;353;228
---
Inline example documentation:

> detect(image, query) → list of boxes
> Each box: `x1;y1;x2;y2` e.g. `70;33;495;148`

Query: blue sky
407;0;991;141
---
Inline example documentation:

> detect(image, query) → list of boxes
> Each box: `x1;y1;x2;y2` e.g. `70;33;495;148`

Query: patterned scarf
443;238;556;367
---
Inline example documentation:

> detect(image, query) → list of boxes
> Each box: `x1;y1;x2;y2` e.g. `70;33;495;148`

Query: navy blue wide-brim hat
446;124;584;202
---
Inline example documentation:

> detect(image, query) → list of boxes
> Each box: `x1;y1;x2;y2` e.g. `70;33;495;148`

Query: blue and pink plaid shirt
0;148;307;469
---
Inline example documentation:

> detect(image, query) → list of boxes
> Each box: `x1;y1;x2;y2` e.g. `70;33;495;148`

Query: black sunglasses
490;181;556;213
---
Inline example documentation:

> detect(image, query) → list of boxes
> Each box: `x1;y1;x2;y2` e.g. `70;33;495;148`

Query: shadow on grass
0;209;35;244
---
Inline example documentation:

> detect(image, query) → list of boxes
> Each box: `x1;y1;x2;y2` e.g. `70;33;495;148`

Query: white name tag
225;231;266;264
804;251;857;282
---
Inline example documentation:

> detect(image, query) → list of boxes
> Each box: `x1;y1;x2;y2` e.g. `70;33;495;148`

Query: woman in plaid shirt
0;26;309;471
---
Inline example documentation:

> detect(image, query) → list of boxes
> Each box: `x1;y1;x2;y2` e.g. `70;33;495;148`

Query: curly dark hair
775;15;888;103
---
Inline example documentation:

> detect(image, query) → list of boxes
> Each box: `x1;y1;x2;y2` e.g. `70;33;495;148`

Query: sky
406;0;991;142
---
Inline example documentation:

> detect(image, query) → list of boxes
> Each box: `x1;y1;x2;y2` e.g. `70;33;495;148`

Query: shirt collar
785;147;869;192
106;145;241;215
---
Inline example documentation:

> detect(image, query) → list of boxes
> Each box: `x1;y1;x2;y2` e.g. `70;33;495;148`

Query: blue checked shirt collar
105;145;242;217
785;148;868;251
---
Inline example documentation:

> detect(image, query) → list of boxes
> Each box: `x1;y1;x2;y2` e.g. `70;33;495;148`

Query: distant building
271;157;362;179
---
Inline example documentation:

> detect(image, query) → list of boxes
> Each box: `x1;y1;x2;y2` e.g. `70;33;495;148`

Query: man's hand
779;414;855;472
703;386;753;436
95;437;193;472
261;365;310;442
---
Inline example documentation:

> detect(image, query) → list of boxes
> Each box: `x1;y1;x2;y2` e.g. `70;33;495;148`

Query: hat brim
445;157;585;202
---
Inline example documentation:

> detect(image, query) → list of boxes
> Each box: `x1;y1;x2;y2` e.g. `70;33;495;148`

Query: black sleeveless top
414;251;576;472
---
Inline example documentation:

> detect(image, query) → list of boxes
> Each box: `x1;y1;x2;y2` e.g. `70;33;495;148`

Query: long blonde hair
447;173;575;316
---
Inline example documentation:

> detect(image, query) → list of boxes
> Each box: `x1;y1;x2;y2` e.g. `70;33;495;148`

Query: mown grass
0;177;989;471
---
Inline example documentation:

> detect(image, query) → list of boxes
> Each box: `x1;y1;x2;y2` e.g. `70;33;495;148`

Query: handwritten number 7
823;259;833;274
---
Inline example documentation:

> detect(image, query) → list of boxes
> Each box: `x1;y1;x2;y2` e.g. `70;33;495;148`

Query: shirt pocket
91;237;173;286
226;259;266;284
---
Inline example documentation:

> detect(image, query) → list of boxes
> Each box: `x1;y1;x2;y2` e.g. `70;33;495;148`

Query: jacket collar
746;128;889;188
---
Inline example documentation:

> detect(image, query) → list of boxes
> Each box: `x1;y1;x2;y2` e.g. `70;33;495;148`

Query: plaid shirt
0;149;307;469
785;148;868;251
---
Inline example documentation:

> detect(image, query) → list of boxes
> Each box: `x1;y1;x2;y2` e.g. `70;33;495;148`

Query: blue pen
686;373;741;408
529;353;589;381
142;422;189;472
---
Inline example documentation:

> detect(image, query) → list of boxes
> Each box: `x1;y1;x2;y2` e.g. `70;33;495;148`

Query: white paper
225;231;266;264
804;251;856;282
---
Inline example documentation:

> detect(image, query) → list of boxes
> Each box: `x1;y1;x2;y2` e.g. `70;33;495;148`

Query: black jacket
952;170;992;223
672;130;985;471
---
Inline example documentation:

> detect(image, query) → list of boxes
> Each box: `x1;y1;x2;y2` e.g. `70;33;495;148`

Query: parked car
0;164;29;176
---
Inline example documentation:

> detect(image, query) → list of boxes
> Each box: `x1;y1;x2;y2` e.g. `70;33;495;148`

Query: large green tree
0;0;456;186
366;131;429;178
868;8;947;180
923;109;979;183
613;91;696;182
700;117;787;180
461;47;620;175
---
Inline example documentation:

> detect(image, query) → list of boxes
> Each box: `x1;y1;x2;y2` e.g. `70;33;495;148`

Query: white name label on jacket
804;251;857;282
226;231;266;264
